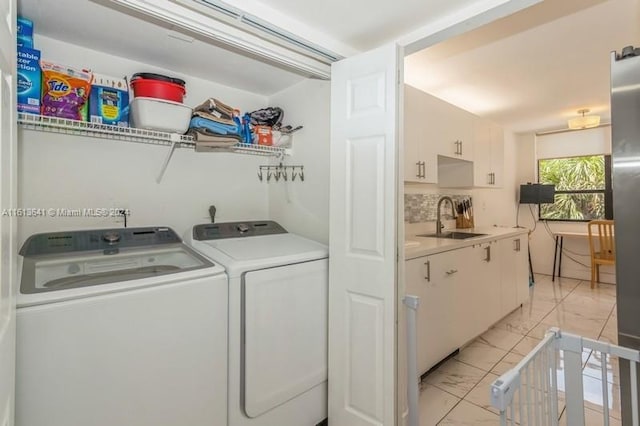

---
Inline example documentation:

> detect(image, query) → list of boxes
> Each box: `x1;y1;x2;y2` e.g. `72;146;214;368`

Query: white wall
18;36;272;244
266;79;330;244
516;127;614;283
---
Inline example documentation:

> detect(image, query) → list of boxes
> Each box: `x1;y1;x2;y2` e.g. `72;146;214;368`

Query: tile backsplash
404;193;472;223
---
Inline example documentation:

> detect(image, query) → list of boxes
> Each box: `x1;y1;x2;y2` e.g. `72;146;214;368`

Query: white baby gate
490;328;640;426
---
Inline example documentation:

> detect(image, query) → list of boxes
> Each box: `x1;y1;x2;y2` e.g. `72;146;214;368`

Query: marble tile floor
420;274;620;425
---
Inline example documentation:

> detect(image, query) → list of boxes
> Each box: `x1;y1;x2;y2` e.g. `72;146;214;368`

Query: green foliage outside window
538;155;607;220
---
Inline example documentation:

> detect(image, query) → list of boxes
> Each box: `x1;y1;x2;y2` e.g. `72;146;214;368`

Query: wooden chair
587;220;615;288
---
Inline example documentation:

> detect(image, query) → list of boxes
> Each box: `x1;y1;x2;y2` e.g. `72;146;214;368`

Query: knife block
456;215;474;229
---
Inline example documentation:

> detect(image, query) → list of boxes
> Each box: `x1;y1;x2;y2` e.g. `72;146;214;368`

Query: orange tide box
254;125;272;146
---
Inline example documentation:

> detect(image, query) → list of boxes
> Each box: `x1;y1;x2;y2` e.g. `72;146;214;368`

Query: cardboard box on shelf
254;125;272;146
89;74;130;127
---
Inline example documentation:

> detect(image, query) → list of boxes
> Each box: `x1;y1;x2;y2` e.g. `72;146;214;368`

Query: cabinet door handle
415;162;421;178
420;161;426;179
455;140;462;155
514;239;521;252
445;269;458;276
487;173;492;185
484;246;491;262
424;261;431;282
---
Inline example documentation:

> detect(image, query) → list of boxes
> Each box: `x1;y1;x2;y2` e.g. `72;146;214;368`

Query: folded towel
189;117;239;135
193;110;235;126
188;128;242;142
193;98;235;121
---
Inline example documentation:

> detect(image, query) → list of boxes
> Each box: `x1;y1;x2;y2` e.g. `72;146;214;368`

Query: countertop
405;226;529;260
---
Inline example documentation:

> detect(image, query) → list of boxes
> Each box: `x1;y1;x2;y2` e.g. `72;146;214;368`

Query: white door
329;43;401;426
0;1;17;425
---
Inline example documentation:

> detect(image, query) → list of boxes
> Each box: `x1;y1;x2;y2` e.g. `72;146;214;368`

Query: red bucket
130;73;186;103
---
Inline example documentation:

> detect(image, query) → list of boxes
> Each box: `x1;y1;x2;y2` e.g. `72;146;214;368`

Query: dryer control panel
193;221;287;240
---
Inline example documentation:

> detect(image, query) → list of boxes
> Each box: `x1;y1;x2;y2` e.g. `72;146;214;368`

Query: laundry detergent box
89;74;130;127
17;16;34;49
16;46;41;114
41;61;93;121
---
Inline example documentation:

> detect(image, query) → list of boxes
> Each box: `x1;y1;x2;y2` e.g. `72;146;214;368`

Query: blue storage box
17;16;34;48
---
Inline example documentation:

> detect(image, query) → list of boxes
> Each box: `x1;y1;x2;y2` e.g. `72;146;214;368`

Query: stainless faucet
436;196;457;235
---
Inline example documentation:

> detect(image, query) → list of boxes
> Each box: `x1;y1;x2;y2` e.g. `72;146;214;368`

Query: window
538;155;612;221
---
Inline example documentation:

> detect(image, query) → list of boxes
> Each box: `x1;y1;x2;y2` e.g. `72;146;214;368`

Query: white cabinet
457;241;501;344
404;85;507;189
473;118;504;188
404;85;437;183
422;90;474;162
405;232;528;374
405;248;465;375
403;85;474;184
498;235;530;317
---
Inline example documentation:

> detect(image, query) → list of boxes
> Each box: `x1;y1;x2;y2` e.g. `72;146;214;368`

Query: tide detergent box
17;16;34;49
16;47;41;114
89;74;129;127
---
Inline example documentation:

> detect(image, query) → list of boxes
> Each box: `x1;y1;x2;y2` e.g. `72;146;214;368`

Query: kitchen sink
418;232;488;240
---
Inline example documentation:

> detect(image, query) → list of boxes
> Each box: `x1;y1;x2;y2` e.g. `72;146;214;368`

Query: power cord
540;220;592;268
528;204;538;233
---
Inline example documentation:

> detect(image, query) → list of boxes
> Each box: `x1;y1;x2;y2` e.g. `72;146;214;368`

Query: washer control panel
193;221;287;241
20;227;181;256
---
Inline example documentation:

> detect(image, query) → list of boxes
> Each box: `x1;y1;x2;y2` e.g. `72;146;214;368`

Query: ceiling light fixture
568;109;601;130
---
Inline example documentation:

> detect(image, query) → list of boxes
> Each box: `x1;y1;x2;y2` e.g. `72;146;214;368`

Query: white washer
186;221;328;426
16;226;228;426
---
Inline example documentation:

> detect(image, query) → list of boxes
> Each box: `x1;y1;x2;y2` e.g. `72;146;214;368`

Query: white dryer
186;221;328;426
16;226;228;426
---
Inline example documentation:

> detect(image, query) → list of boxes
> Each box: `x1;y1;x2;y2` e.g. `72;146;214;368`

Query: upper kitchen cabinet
425;93;474;162
403;85;473;184
403;85;506;189
473;118;504;188
404;85;437;183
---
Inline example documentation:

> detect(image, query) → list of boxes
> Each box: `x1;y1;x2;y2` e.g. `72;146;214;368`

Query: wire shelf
18;113;195;148
17;113;290;157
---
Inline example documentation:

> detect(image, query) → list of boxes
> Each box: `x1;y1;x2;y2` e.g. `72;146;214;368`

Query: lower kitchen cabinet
499;235;529;314
405;248;467;375
457;241;501;344
405;232;529;375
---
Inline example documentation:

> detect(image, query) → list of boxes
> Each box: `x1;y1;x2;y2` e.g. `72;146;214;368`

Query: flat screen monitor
519;184;555;204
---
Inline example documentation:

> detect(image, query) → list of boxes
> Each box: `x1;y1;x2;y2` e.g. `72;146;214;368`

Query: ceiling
405;0;640;133
235;0;487;52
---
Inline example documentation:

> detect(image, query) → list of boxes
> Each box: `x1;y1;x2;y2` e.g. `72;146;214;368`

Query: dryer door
242;259;328;418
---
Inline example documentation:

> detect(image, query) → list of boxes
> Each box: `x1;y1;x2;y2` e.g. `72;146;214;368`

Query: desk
551;231;589;281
